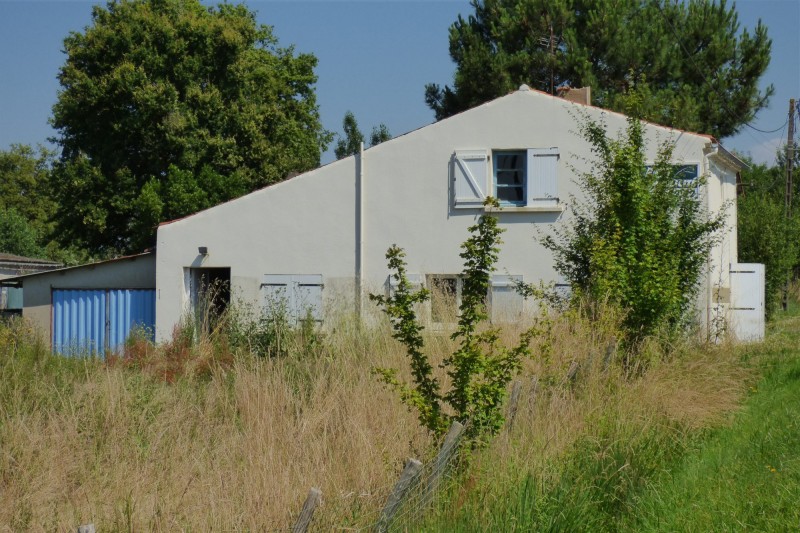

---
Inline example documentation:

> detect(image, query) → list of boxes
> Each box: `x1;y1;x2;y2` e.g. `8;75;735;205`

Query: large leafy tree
426;0;772;139
50;0;331;255
0;144;56;239
738;155;800;319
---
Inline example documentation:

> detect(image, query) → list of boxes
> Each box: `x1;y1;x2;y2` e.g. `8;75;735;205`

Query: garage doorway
189;267;231;333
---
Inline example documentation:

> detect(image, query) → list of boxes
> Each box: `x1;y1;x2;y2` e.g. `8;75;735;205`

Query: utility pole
782;98;795;311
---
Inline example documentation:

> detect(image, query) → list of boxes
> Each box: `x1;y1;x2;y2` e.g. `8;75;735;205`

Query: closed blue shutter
527;148;559;206
261;275;324;324
453;150;488;208
293;275;323;323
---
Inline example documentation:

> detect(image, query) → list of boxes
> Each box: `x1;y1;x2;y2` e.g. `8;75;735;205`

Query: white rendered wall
156;89;735;342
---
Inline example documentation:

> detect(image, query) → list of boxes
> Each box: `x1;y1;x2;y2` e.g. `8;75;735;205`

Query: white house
155;86;762;342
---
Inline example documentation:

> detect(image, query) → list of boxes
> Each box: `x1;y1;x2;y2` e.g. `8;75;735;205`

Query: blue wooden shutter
262;274;292;320
453;150;488;208
261;275;323;324
527;148;559;206
293;275;323;323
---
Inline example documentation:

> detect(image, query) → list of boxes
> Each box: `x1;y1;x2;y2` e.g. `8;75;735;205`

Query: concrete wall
20;253;156;342
156;88;740;342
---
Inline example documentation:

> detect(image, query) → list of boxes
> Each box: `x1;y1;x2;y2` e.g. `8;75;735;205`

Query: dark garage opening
190;267;231;332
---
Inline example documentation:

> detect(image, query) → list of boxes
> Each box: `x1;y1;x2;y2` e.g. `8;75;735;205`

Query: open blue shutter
453;150;488;208
527;148;559;206
490;275;523;323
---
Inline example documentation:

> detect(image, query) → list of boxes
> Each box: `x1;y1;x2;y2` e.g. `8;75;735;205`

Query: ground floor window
261;274;323;325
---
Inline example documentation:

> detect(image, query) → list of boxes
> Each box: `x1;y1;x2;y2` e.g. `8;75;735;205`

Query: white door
730;263;765;342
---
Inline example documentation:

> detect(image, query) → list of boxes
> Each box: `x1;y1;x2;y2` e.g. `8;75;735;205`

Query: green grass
622;318;800;531
419;313;800;532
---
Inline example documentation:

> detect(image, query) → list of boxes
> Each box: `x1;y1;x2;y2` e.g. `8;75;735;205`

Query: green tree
369;124;392;147
0;208;45;258
544;111;724;344
0;144;56;238
334;111;365;159
371;199;537;443
737;159;800;319
426;0;772;138
335;113;392;159
50;0;330;255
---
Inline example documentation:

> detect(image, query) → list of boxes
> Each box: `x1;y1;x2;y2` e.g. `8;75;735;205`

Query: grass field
1;303;798;531
423;309;800;532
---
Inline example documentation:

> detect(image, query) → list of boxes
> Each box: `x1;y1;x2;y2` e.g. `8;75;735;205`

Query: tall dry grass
0;299;751;531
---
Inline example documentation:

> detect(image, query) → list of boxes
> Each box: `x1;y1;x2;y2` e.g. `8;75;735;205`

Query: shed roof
0;251;154;284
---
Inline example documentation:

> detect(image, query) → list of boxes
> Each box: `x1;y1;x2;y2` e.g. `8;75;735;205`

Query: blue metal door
52;289;155;356
108;289;156;352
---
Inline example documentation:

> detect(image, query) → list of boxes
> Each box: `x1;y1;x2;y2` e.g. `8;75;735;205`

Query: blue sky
0;0;797;166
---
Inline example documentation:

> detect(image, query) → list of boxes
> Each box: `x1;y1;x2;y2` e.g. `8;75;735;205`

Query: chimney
557;86;591;106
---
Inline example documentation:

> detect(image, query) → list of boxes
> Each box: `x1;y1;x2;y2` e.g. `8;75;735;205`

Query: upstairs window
493;151;526;206
453;148;560;209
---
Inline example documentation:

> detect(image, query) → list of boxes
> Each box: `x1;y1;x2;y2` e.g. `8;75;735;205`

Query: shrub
544;108;724;346
371;199;538;443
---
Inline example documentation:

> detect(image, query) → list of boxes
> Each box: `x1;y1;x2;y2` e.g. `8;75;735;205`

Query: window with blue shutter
493;151;527;206
261;275;323;325
459;147;560;208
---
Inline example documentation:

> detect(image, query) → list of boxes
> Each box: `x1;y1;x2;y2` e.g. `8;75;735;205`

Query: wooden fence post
423;420;466;506
506;380;522;431
292;487;322;533
531;376;539;408
567;360;580;384
374;458;423;533
603;337;618;370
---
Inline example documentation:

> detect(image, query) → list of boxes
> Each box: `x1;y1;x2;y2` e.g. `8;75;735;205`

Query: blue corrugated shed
53;289;155;356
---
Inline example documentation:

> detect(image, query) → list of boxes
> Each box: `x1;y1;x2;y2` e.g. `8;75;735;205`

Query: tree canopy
0;208;45;259
426;0;772;139
334;111;365;160
50;0;330;255
0;144;56;239
334;111;392;160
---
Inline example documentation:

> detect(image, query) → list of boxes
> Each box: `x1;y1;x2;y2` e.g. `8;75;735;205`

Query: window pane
497;186;524;203
430;277;458;323
494;150;526;205
496;170;524;186
495;153;524;171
